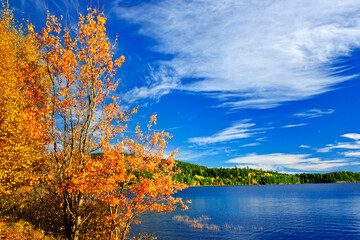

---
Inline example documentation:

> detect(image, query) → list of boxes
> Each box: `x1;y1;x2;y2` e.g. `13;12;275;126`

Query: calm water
130;183;360;239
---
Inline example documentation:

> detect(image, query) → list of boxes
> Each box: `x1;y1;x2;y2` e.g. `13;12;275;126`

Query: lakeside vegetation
174;161;360;186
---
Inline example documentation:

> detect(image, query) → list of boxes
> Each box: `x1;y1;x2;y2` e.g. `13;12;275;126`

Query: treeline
174;161;360;186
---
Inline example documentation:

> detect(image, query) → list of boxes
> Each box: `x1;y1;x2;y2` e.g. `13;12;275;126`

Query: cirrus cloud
227;153;349;172
294;109;335;118
113;0;360;109
318;132;360;153
188;120;270;145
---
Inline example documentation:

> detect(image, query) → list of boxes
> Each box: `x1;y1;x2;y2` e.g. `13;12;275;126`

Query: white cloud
122;65;180;103
167;148;218;162
318;143;360;152
240;142;260;148
188;120;267;145
342;133;360;140
294;109;335;118
299;145;310;148
343;151;360;157
113;0;360;109
282;123;308;128
256;137;267;142
227;153;348;172
318;133;360;152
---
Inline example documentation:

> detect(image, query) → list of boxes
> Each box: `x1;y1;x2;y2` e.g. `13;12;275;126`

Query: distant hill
174;160;360;186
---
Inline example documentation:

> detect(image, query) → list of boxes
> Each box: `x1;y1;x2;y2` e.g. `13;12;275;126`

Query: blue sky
8;0;360;173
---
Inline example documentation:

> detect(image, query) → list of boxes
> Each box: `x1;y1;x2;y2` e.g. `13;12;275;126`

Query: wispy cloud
240;142;260;148
318;133;360;152
319;143;360;152
188;120;270;145
167;148;218;162
299;145;311;148
343;151;360;157
189;122;255;145
342;133;360;140
17;0;87;29
294;109;335;118
227;153;348;172
122;65;180;103
20;0;81;15
113;0;360;109
282;123;308;128
21;0;46;13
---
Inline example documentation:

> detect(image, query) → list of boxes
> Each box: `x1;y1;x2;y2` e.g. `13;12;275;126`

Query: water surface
130;183;360;239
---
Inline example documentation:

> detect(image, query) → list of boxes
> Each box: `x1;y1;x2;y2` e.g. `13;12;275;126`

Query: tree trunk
72;215;81;240
63;192;84;240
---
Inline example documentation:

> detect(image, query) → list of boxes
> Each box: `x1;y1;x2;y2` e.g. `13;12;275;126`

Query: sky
7;0;360;173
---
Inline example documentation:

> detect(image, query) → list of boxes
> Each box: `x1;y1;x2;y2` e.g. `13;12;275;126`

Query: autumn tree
33;8;187;240
0;4;48;207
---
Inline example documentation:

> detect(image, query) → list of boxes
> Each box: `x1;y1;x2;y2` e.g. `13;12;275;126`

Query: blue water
130;183;360;239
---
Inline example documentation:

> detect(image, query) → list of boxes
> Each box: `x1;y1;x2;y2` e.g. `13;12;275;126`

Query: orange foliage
33;8;187;240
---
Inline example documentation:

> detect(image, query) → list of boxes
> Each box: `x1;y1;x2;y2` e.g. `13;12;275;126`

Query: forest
174;161;360;186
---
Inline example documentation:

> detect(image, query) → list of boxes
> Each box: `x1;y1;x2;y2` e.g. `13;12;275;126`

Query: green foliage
175;161;360;186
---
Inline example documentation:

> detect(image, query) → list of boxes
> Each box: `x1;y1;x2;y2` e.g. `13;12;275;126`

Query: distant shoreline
175;162;360;187
185;181;360;187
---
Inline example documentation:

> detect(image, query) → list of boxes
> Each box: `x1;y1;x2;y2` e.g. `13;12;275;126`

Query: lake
130;183;360;239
